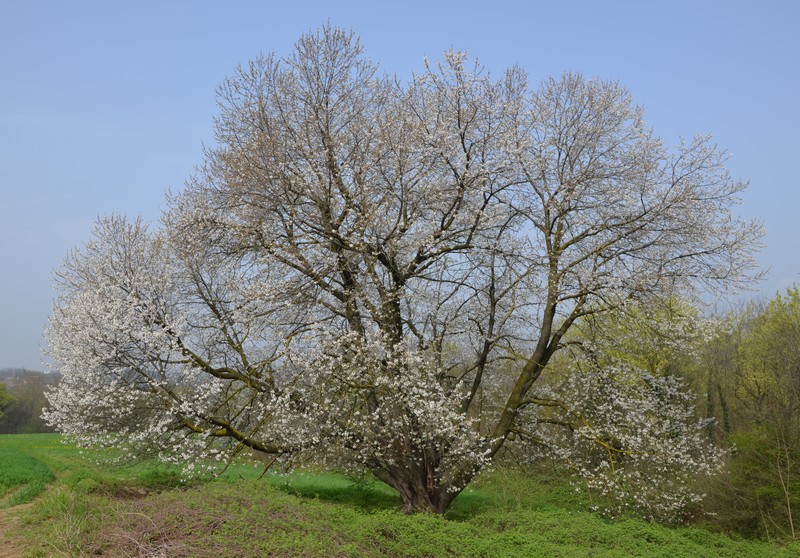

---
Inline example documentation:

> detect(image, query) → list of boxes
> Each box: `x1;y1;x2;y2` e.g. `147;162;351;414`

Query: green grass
1;434;798;557
0;436;55;507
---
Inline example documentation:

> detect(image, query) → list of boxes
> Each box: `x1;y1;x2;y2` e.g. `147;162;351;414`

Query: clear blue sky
1;0;798;370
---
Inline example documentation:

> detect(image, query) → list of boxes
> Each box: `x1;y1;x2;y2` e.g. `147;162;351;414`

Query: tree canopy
45;26;763;514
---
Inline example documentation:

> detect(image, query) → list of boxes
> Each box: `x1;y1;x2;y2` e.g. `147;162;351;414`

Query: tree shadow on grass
263;471;501;519
264;472;402;512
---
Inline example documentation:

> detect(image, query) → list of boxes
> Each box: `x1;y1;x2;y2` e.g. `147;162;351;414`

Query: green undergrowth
2;434;798;557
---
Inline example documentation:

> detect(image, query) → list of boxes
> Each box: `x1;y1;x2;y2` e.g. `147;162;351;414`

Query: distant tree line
0;369;60;434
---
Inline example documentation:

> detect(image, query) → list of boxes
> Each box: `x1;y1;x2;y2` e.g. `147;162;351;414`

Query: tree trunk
374;462;463;514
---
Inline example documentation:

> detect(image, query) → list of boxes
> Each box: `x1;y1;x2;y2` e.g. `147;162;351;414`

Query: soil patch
0;505;30;558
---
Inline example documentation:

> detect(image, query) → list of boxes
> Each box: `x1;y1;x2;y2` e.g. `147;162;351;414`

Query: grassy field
1;434;798;557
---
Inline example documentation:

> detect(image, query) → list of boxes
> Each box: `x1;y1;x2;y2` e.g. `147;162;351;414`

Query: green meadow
1;434;797;557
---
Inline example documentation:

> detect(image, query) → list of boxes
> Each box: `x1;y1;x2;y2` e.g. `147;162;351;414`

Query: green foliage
521;298;723;521
574;297;706;377
27;474;796;557
2;434;796;557
737;287;800;426
700;429;800;541
27;475;797;557
697;287;800;541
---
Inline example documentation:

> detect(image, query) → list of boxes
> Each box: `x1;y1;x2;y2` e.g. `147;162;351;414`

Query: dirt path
0;506;29;558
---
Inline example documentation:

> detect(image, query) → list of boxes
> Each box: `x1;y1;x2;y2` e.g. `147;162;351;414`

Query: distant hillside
0;368;61;434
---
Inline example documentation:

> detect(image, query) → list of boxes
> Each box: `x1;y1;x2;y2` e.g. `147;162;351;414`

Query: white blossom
45;26;760;514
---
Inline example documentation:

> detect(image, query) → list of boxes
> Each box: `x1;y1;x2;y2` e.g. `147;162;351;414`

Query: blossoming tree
45;26;762;514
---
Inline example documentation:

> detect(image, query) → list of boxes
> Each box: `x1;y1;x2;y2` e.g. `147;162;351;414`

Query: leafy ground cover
1;434;797;557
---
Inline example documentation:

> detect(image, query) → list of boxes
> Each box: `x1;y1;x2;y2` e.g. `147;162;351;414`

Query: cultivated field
0;434;797;557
